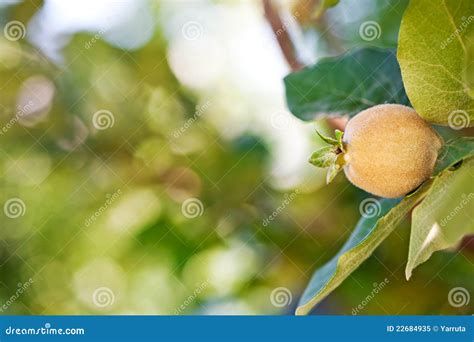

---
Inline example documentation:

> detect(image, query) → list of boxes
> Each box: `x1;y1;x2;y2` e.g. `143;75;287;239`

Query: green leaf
406;157;474;280
296;182;433;315
284;48;409;121
312;0;339;19
397;0;474;126
434;137;474;174
309;146;337;168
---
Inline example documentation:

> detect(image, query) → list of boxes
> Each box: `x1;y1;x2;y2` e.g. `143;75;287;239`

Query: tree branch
262;0;304;71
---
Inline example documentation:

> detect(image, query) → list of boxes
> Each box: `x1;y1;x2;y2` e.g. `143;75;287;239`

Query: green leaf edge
405;156;474;280
284;47;409;121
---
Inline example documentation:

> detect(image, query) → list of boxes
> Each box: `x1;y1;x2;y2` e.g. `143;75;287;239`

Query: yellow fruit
342;104;443;198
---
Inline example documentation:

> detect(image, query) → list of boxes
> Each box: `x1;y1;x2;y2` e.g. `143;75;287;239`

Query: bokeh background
0;0;472;315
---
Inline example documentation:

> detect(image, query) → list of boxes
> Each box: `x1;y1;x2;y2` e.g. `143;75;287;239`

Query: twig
262;0;304;71
263;0;347;129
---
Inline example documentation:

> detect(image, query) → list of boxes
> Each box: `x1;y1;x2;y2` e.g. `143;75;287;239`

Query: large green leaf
284;48;409;121
406;157;474;280
398;0;474;126
296;184;432;315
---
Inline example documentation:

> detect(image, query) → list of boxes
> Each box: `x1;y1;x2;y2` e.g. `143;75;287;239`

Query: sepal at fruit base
310;129;346;183
315;129;345;152
309;146;337;167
